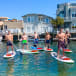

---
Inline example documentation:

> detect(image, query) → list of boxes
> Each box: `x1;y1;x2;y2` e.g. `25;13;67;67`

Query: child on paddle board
56;28;66;58
5;31;14;54
45;32;51;49
21;32;28;50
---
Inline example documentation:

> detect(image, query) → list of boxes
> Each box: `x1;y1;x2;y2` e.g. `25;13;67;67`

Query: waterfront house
57;3;76;33
0;17;24;34
22;14;53;35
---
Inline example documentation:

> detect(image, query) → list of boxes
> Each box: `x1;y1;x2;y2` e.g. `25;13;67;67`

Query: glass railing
64;17;72;22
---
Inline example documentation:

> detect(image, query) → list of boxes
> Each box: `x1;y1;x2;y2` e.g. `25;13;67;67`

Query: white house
22;14;53;35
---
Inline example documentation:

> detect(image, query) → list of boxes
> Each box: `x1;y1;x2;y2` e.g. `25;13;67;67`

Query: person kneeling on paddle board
33;32;40;47
21;32;28;50
56;28;66;58
65;30;71;48
45;32;51;49
5;31;14;54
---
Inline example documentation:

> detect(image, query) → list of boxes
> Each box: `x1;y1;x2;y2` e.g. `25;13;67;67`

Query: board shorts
7;41;13;46
58;40;65;49
45;40;50;44
67;38;70;44
22;40;28;45
64;38;70;48
34;39;38;44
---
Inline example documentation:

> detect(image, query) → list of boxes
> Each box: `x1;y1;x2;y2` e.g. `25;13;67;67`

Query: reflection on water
6;59;14;76
0;41;76;76
57;62;74;76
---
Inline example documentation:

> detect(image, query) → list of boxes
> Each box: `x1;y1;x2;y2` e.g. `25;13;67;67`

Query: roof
0;17;8;19
22;13;53;19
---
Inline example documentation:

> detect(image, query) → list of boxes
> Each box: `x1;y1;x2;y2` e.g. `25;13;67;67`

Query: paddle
12;43;20;51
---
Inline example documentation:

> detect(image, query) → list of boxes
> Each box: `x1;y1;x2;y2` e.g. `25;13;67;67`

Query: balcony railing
64;17;72;22
70;29;76;33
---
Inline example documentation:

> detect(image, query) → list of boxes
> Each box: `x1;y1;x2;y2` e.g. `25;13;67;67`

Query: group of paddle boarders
5;28;71;58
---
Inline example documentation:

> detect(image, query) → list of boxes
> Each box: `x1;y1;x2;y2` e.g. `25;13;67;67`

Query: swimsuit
58;40;65;49
64;38;70;48
22;40;27;45
67;38;70;44
34;39;38;44
7;41;13;46
45;40;50;44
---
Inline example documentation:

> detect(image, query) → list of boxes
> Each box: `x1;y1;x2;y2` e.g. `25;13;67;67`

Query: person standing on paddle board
45;32;51;49
5;31;14;54
65;30;71;48
56;28;66;58
33;32;40;47
21;32;28;50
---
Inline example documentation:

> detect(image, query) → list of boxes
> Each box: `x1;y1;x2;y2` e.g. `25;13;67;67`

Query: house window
72;24;76;28
72;12;76;17
27;16;31;22
45;18;49;23
0;19;1;21
24;17;27;22
4;25;7;30
27;27;30;32
32;26;34;30
46;27;48;32
73;24;76;26
31;16;34;22
60;14;64;18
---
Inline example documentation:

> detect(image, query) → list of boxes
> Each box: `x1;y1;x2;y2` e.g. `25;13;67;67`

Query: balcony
64;17;72;22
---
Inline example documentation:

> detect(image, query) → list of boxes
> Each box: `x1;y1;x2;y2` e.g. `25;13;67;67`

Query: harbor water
0;41;76;76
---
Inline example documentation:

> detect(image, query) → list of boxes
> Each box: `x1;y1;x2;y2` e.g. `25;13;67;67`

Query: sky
0;0;76;20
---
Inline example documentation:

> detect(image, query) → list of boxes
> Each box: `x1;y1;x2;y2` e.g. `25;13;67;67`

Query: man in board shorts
56;28;66;58
21;32;28;50
5;31;14;54
45;32;51;49
33;32;40;47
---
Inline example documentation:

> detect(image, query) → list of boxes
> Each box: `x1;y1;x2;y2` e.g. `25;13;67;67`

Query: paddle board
31;46;43;51
17;49;39;54
3;51;16;58
37;47;43;51
64;48;72;53
51;52;74;63
44;47;53;52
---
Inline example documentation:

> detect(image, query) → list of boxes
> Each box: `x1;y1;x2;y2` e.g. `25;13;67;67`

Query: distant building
57;3;76;32
0;17;23;34
22;14;53;35
3;21;24;33
0;17;8;21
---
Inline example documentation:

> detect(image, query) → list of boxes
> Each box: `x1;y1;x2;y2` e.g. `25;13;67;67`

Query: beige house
3;21;24;33
0;17;24;34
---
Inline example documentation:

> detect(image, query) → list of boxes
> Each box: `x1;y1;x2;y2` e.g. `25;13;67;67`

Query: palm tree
51;16;64;30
